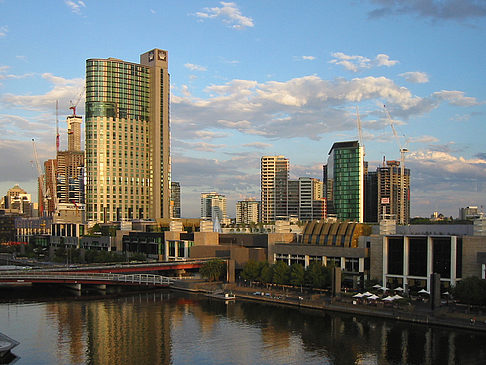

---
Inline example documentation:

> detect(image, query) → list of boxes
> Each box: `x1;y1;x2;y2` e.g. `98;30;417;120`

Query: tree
272;261;291;285
305;262;332;289
260;263;274;284
241;260;263;282
290;263;305;287
452;277;486;306
200;259;226;282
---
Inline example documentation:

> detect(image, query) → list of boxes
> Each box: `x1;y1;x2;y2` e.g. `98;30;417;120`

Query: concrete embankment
171;280;486;333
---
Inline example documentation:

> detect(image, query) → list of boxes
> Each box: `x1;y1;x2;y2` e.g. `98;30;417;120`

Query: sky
0;0;485;219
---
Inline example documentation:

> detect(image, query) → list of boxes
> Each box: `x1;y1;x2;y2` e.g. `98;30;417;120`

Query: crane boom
383;105;408;225
356;106;365;155
32;139;47;216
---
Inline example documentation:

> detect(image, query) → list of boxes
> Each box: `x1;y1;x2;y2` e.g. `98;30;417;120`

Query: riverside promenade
173;280;486;333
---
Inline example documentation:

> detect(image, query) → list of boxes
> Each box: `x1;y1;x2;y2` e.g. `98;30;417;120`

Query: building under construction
377;160;410;224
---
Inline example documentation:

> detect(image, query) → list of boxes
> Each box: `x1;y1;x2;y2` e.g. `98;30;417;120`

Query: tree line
241;260;332;289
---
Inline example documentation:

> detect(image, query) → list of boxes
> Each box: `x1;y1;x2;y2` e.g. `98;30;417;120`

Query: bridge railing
0;271;173;286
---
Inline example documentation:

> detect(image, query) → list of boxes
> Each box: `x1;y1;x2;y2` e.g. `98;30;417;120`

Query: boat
204;290;236;301
0;332;19;360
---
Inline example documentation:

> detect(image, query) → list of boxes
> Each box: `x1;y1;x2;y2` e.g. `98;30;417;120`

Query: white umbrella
392;294;403;300
442;291;450;295
372;284;382;289
353;293;364;298
394;287;404;291
362;291;373;297
418;289;430;295
380;286;389;291
367;294;379;300
382;296;395;301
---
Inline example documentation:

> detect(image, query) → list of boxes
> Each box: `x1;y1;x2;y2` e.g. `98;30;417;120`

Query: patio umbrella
442;291;450;295
372;284;382;289
418;289;430;295
362;291;373;297
353;293;364;298
394;287;404;291
382;296;395;301
367;294;379;300
392;294;403;300
380;286;389;291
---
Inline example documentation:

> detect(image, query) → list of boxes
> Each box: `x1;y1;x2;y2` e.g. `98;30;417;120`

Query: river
1;287;486;365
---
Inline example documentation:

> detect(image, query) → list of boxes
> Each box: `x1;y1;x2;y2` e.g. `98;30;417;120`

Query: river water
1;287;486;365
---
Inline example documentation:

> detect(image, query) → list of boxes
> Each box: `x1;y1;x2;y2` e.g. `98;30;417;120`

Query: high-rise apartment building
85;49;171;222
57;111;85;207
171;182;181;218
44;159;58;215
261;156;289;222
236;200;260;224
201;192;227;222
287;180;299;219
324;141;364;222
377;160;410;224
298;177;325;221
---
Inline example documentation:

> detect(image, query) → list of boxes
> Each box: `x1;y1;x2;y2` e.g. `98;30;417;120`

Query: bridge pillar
92;284;107;291
65;283;82;291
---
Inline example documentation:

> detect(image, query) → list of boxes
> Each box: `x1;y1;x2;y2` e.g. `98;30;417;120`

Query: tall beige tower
67;115;82;152
261;155;289;223
85;49;171;222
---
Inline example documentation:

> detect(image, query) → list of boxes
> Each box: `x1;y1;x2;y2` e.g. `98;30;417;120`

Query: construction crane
383;105;408;225
356;106;365;156
56;100;60;152
69;86;85;117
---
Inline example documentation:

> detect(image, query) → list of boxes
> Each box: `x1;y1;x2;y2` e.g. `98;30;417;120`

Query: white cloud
330;52;399;72
408;135;439;144
195;2;254;29
65;0;86;15
432;90;481;106
1;73;85;112
150;9;156;14
184;63;207;72
301;56;316;61
400;71;429;83
0;25;8;38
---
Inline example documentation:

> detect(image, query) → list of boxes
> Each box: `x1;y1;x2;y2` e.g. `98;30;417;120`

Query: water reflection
1;290;486;365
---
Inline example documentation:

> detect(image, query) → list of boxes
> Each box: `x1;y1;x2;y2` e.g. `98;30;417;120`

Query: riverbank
171;280;486;332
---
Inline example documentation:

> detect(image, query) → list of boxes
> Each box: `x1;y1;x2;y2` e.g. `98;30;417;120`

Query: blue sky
1;0;485;218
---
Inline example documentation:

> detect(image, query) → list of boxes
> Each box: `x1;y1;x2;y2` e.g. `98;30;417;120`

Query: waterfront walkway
220;283;486;332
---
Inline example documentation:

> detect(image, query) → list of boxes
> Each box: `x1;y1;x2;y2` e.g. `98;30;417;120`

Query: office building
236;200;260;224
298;177;325;221
287;180;299;219
459;206;483;220
171;182;181;218
261;156;289;222
377;160;410;224
201;192;227;222
44;159;58;215
364;170;378;223
324;141;364;222
85;49;171;222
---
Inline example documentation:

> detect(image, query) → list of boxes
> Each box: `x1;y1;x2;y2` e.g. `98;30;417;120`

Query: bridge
0;271;174;289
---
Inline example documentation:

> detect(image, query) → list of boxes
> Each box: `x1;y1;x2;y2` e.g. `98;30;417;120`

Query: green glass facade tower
85;49;171;222
325;141;364;223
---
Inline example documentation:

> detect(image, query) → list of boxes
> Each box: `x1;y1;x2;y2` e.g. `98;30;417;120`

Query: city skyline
1;1;485;218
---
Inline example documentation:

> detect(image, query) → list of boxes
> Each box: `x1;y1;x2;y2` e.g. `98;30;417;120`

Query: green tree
305;262;332;289
200;259;226;282
452;277;486;305
272;261;291;285
259;263;274;284
241;260;263;282
290;263;305;287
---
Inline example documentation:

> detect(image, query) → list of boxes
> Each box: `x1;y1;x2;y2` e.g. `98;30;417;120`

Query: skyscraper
201;192;227;222
171;182;181;218
377;160;410;224
85;49;171;222
236;200;260;224
261;155;289;222
325;141;364;222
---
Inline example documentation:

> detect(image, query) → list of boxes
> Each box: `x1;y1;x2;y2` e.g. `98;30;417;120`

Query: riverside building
85;49;171;222
261;155;289;222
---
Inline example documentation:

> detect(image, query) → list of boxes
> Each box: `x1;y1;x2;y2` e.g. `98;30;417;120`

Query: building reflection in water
41;290;486;365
